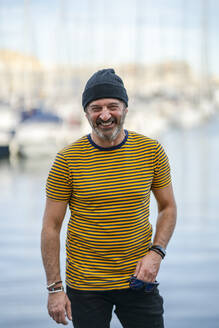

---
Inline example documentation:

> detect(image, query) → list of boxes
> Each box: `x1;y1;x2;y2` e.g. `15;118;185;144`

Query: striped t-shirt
46;130;171;290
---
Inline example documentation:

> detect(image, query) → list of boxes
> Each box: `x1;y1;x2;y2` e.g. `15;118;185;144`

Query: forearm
153;204;177;249
42;227;72;325
41;198;67;285
41;226;61;284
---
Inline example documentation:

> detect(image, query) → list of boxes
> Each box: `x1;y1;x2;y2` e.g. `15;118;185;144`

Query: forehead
89;98;122;107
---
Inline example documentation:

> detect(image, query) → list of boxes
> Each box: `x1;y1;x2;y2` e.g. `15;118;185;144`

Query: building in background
0;0;219;158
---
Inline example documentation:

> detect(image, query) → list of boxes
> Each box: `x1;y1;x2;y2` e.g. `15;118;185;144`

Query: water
0;118;219;328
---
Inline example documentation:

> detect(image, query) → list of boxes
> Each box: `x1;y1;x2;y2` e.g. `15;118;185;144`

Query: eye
109;105;119;110
91;107;101;113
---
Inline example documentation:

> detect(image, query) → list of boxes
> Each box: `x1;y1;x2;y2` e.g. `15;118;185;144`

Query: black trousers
67;285;164;328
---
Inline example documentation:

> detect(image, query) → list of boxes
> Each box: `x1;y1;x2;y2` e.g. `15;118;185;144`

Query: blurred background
0;0;219;327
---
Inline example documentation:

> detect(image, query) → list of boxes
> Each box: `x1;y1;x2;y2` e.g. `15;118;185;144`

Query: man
41;68;177;328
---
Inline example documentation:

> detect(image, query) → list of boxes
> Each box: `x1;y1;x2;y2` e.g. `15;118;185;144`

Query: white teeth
100;122;113;126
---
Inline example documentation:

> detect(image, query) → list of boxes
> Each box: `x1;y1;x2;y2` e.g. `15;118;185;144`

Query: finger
51;309;67;325
52;312;60;324
134;260;141;276
59;310;68;325
138;267;155;282
66;298;72;321
137;269;146;281
137;263;149;281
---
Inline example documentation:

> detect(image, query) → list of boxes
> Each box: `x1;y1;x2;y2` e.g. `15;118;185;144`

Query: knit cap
82;68;128;110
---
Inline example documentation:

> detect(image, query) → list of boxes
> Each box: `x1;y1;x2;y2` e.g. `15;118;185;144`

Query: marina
0;117;219;328
0;1;219;327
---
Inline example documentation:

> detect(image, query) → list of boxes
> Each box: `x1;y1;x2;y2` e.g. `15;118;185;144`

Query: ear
84;108;88;118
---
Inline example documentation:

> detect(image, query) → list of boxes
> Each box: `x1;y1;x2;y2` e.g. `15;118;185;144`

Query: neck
91;129;126;148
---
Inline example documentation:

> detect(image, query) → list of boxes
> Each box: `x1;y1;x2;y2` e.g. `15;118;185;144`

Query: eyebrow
89;105;101;108
90;102;120;108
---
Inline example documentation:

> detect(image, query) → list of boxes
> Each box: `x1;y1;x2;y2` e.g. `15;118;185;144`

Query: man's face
85;98;128;142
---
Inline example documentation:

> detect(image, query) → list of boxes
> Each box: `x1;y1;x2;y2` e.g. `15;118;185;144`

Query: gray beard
88;111;126;142
93;123;122;141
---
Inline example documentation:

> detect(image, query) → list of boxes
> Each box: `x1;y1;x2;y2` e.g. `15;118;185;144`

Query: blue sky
0;0;218;75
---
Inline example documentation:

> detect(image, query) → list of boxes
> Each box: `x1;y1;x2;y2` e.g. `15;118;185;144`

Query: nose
99;107;111;121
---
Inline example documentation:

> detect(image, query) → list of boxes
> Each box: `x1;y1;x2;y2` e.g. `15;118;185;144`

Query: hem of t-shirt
46;195;70;202
66;283;130;292
151;180;172;190
87;129;128;151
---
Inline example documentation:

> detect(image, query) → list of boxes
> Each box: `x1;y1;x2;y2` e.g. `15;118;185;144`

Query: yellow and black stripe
46;130;171;290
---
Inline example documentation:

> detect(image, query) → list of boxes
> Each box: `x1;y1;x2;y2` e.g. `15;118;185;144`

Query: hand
48;291;72;325
134;251;162;282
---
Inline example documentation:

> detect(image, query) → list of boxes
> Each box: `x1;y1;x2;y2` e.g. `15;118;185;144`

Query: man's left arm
134;183;177;282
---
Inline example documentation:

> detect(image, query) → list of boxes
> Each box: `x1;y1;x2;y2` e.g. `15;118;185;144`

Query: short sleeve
46;153;72;201
151;142;171;190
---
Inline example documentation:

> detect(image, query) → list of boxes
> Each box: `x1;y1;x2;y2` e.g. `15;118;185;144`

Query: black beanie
82;68;128;110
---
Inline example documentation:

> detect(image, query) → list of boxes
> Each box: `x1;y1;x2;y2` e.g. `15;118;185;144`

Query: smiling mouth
97;119;116;128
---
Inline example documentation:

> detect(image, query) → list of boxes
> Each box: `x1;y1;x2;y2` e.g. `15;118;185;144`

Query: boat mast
200;0;211;99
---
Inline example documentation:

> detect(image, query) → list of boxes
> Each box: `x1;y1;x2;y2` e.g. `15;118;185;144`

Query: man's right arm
41;197;72;325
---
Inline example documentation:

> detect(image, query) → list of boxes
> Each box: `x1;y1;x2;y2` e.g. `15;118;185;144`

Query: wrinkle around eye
90;108;102;113
108;106;119;110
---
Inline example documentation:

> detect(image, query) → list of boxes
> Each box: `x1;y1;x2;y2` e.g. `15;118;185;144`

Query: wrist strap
149;248;164;259
48;286;64;294
149;245;166;259
47;280;62;290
